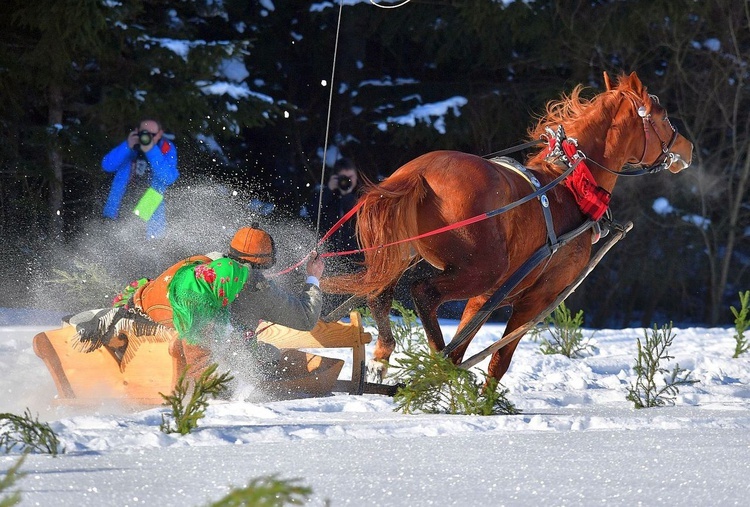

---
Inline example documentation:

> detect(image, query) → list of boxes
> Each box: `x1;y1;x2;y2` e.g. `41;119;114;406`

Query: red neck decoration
546;132;611;221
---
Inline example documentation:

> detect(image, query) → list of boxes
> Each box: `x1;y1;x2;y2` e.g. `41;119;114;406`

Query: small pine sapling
730;290;750;358
626;323;698;409
389;300;427;352
0;454;27;507
392;348;518;416
0;409;61;456
207;475;312;507
160;363;233;435
538;302;596;358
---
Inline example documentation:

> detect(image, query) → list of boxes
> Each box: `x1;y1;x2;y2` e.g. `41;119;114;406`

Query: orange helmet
228;224;276;268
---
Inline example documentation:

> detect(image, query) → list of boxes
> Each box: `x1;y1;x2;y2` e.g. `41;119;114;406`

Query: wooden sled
33;311;372;407
33;324;179;406
256;311;372;395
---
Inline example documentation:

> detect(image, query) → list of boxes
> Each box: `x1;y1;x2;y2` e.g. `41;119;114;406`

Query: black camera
337;175;352;191
138;130;153;146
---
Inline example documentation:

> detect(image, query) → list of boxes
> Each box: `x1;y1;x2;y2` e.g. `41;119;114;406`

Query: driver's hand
306;251;324;279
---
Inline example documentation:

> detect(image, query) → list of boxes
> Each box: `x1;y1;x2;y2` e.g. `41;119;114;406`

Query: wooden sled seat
33;311;372;406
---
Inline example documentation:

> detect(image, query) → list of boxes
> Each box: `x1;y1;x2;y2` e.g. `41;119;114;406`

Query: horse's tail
321;169;426;297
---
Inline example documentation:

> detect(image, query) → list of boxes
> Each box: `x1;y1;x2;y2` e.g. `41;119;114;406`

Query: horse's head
604;71;693;174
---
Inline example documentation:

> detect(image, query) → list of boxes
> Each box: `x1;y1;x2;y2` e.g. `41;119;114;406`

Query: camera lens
337;176;352;191
138;130;153;146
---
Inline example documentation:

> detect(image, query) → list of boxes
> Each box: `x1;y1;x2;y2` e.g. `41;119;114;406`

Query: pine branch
0;454;27;507
392;349;518;416
207;475;312;507
538;302;596;358
731;290;750;358
0;410;61;456
160;363;233;435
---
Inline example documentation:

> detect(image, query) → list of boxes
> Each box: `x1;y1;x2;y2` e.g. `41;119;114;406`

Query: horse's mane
525;77;645;175
529;84;594;140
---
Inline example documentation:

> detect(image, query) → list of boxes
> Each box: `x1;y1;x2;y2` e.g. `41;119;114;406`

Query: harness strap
482;138;544;160
490;156;558;251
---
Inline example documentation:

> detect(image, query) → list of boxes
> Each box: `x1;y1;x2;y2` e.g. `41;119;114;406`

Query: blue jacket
102;138;178;238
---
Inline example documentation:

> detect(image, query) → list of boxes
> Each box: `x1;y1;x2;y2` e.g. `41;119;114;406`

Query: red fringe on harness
553;137;611;221
562;161;611;221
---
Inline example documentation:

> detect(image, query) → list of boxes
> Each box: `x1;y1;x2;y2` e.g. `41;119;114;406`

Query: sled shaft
458;221;633;370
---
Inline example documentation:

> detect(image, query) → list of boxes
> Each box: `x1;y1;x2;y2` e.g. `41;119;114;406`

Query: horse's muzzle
667;153;691;173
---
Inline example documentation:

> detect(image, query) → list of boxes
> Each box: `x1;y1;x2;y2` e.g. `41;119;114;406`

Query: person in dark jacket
310;157;363;317
102;119;179;239
313;157;361;254
226;225;324;335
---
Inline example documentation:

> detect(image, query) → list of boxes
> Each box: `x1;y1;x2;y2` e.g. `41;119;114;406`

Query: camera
337;175;352;191
138;130;153;146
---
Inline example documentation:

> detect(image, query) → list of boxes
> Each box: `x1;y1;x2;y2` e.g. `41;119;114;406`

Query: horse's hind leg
408;267;483;357
367;285;396;382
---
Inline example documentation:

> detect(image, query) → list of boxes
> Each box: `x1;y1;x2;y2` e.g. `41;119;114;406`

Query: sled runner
33;311;372;406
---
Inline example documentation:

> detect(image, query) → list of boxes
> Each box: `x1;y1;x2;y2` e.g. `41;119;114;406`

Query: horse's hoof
366;359;388;384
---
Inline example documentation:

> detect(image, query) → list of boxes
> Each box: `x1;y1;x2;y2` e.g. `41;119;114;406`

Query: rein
272;163;574;276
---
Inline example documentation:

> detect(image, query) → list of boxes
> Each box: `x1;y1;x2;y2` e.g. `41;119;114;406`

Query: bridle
634;94;681;171
588;93;682;177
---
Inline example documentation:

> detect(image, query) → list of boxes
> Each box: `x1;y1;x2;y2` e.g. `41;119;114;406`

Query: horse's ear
603;72;614;91
626;71;644;94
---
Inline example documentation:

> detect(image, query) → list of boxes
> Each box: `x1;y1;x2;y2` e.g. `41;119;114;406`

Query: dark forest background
1;0;749;327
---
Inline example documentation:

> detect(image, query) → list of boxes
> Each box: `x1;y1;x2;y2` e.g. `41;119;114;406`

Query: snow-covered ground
1;308;750;506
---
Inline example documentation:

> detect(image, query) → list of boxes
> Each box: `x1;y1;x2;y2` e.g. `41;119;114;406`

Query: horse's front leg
487;298;549;381
445;294;493;364
367;286;396;382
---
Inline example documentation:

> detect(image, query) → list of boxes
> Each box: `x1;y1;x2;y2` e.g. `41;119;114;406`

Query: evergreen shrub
392;348;518;416
626;323;698;409
207;475;313;507
730;290;750;358
534;302;596;358
0;409;61;456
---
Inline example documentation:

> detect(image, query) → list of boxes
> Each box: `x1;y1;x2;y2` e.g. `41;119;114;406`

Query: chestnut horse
322;71;693;382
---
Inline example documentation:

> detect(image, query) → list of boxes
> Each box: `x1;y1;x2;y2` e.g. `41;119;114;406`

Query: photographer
101;118;179;239
309;157;362;316
313;157;361;255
